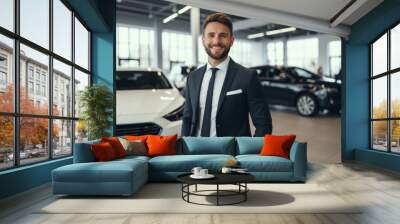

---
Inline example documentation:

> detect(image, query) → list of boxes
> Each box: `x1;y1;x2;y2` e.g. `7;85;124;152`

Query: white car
116;68;185;136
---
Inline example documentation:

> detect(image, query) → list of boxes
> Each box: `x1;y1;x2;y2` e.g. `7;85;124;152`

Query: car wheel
296;94;319;116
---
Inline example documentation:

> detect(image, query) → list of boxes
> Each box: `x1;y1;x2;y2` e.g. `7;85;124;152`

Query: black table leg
245;183;247;201
216;184;219;206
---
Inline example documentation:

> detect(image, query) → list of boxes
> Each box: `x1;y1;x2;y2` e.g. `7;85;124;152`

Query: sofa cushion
148;154;235;172
52;159;147;183
236;137;263;155
180;137;235;155
73;140;100;163
236;155;293;172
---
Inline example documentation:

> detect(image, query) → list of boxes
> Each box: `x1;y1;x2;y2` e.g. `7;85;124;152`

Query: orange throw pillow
260;134;296;159
101;137;127;158
91;142;117;161
124;135;148;142
146;135;177;157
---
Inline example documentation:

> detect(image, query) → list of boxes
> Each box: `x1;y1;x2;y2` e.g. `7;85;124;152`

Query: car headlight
163;104;184;122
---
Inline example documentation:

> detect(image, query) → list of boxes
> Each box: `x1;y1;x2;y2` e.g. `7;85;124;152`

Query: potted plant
79;84;113;140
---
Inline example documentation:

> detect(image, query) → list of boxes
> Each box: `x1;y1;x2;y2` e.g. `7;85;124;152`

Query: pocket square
226;89;243;96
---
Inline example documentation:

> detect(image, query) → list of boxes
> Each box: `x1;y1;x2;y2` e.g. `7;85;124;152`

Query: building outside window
0;0;91;170
28;81;34;94
370;23;400;154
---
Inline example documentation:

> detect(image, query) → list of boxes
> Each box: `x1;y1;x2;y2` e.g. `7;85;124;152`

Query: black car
251;65;341;116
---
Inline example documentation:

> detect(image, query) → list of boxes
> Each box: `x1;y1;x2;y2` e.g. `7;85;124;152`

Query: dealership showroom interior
1;0;400;223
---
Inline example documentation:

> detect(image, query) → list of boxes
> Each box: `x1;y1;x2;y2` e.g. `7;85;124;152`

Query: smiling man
181;12;272;137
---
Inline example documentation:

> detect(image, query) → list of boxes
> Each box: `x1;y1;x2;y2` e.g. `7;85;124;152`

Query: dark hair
202;13;233;35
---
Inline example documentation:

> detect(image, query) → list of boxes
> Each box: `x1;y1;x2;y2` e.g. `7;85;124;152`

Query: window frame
369;19;400;154
0;0;92;171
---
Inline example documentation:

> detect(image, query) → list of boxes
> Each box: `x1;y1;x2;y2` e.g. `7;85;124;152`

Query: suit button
217;124;221;128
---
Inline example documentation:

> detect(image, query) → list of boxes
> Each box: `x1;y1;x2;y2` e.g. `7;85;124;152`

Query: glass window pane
75;18;89;70
391;120;400;153
391;72;400;118
75;120;88;143
0;0;14;31
129;28;139;59
372;76;387;119
391;24;400;70
329;41;341;57
0;34;14;113
0;116;14;170
20;44;49;115
53;59;72;117
287;38;318;72
74;69;89;118
372;121;388;151
20;117;49;165
53;119;72;157
372;33;387;76
53;0;72;60
20;0;49;49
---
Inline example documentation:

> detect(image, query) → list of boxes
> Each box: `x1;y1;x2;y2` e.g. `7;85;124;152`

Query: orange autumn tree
0;84;60;150
372;99;400;142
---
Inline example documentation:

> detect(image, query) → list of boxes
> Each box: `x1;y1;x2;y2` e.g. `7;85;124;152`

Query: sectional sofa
52;137;307;196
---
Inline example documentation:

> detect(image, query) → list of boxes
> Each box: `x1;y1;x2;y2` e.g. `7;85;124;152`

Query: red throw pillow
101;137;127;158
91;142;117;161
146;135;177;157
260;134;296;159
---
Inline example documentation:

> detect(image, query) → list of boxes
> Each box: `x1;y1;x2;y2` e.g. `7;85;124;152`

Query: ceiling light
178;6;191;14
163;13;178;23
247;32;265;39
266;27;296;36
163;5;192;24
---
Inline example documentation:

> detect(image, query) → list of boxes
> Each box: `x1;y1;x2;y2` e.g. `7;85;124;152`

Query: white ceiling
227;0;352;22
165;0;384;38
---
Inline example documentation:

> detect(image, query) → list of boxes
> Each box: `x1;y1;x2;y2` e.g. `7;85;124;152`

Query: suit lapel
192;65;207;121
217;59;237;115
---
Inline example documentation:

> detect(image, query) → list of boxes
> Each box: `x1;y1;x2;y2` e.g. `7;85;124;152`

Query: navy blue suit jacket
181;59;272;137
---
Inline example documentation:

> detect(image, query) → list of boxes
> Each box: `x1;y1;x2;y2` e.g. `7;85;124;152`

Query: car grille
116;122;162;136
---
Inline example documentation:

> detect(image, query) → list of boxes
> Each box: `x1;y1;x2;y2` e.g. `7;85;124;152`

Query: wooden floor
2;109;396;224
1;162;400;224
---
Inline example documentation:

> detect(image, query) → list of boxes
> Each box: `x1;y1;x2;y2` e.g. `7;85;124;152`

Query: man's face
202;22;234;60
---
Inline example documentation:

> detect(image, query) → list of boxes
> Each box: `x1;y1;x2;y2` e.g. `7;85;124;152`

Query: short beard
204;44;231;61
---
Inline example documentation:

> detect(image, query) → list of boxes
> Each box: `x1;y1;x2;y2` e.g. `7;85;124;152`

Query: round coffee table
177;173;255;206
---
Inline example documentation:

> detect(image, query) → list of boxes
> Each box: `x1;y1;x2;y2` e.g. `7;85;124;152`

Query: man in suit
181;12;272;137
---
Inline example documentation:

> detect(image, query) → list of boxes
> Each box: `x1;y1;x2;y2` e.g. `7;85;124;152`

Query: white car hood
116;88;185;124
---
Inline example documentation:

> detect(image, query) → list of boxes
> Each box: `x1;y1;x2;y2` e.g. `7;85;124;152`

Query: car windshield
116;71;172;90
291;68;317;79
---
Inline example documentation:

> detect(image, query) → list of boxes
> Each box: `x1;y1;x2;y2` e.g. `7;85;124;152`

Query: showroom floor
1;162;400;224
0;108;350;224
257;106;341;164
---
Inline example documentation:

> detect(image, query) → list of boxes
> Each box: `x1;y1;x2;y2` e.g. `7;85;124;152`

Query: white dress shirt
196;57;230;137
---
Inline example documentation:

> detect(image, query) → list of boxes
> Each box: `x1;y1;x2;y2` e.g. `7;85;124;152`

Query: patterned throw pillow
118;137;147;156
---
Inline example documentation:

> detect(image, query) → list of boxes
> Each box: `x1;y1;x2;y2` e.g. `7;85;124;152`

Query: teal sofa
52;137;307;196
